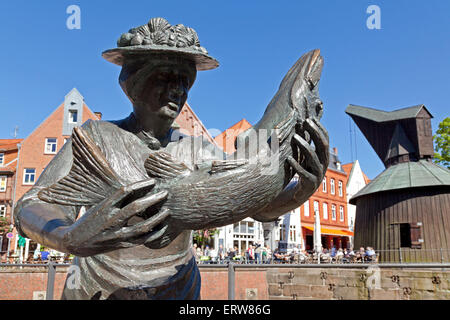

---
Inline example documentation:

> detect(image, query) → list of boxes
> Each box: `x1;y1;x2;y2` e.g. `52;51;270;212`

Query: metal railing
195;249;450;265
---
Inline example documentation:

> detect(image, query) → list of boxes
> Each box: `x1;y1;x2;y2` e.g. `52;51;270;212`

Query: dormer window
69;110;78;123
0;153;4;166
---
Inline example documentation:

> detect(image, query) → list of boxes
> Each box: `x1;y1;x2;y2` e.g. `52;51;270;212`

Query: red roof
0;139;22;151
214;119;252;154
342;163;353;177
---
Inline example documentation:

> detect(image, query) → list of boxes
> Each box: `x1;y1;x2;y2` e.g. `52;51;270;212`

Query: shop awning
303;225;354;237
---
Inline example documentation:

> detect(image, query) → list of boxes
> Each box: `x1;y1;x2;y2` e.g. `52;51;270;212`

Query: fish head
285;49;324;126
250;49;324;134
235;50;324;153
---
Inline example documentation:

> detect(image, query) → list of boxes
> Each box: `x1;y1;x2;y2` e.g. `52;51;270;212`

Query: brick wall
1;265;449;300
0;266;68;300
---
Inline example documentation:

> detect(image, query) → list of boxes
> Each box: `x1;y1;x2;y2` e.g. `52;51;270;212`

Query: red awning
302;225;354;237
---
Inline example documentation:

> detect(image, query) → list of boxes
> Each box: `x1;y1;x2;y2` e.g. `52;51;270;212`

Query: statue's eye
315;100;323;117
307;78;315;90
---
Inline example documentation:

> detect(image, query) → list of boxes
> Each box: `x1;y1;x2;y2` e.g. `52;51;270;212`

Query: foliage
0;217;12;234
434;117;450;169
192;229;219;247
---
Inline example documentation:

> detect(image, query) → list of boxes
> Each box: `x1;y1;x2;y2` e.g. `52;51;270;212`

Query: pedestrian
217;244;225;263
261;246;267;263
255;243;262;264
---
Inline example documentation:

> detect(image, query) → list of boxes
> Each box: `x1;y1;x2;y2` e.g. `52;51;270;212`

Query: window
23;168;36;185
0;205;6;217
323;203;328;219
331;204;336;220
0;153;4;166
44;138;57;154
339;206;344;221
313;201;319;215
322;177;327;193
289;225;296;242
0;176;6;192
280;224;286;241
303;201;309;217
69;110;78;123
400;223;423;249
400;223;411;248
240;222;246;233
247;222;254;234
338;181;343;197
330;179;335;195
234;221;254;234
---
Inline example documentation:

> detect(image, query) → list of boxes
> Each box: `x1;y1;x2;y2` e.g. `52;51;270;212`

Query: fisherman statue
14;17;329;299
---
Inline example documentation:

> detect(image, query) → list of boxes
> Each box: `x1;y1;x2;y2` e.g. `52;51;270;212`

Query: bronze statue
14;17;329;299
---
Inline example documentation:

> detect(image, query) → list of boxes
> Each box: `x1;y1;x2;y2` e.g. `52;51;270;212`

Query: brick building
14;88;101;204
0;139;22;260
297;148;353;251
0;139;22;222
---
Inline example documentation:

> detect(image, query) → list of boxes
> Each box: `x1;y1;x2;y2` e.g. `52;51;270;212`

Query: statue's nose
168;79;185;102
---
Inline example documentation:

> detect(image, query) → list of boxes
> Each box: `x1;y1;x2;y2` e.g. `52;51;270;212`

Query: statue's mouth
167;102;179;112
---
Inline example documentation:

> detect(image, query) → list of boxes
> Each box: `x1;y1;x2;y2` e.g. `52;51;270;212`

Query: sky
0;0;449;179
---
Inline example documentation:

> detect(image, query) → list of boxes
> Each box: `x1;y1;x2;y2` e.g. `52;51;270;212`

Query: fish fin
144;151;191;179
38;127;123;206
209;159;248;174
275;110;296;143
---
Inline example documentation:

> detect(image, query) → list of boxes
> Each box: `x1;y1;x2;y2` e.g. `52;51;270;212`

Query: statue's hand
287;117;329;199
62;179;170;256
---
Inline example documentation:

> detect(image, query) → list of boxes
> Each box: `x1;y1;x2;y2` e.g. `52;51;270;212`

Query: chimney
333;147;338;155
94;112;102;120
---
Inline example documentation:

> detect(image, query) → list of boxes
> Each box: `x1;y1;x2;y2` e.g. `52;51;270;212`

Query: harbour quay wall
0;264;449;300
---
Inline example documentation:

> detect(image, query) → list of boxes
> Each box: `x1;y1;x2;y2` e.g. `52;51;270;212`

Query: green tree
192;229;219;248
434;117;450;169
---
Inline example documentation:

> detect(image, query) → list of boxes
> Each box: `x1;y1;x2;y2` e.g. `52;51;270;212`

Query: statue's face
138;64;194;120
121;58;197;131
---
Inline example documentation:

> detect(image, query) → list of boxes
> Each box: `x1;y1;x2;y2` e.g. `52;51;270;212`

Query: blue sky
1;0;449;179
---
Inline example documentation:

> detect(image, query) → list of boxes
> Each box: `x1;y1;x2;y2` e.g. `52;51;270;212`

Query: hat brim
102;45;219;71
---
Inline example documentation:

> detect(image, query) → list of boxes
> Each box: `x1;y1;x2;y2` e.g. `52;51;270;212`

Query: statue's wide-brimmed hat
102;17;219;71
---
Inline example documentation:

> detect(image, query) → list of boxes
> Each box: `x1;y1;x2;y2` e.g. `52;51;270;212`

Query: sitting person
41;249;50;262
335;248;344;263
356;247;366;262
365;247;376;262
330;246;337;258
273;248;284;263
299;250;309;263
